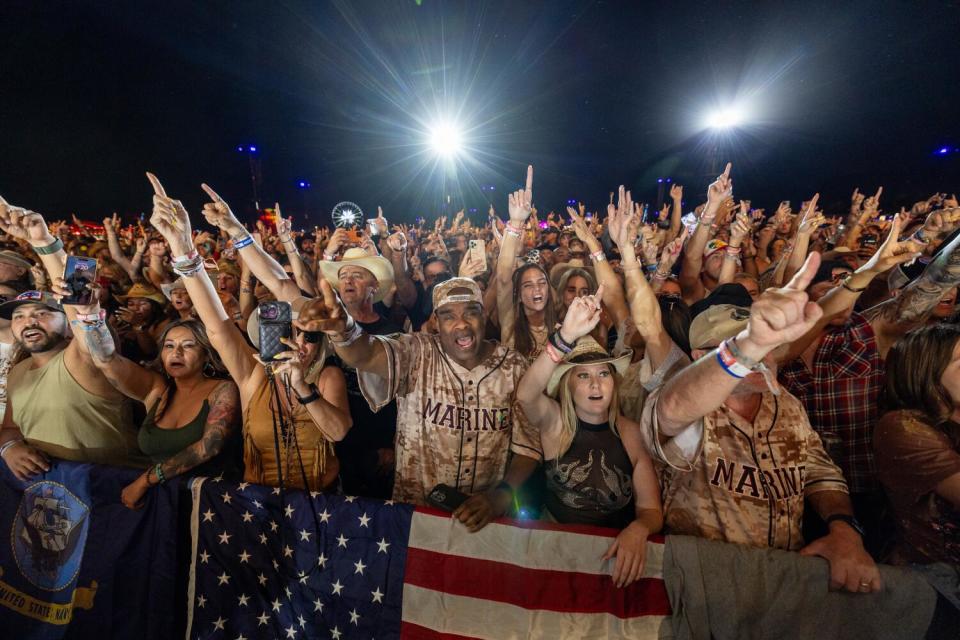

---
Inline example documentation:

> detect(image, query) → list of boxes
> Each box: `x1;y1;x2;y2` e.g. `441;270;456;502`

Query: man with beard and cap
643;253;882;594
777;213;947;554
0;200;143;480
298;276;542;531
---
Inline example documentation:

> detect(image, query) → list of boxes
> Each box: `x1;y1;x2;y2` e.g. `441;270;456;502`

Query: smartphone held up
61;256;98;305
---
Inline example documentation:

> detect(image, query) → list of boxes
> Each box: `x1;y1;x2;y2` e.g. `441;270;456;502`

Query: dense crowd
0;163;957;604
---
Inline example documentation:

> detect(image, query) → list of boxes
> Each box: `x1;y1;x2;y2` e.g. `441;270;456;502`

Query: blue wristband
715;350;745;379
233;234;254;249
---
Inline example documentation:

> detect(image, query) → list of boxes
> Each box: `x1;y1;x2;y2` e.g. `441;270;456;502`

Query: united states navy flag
0;460;178;639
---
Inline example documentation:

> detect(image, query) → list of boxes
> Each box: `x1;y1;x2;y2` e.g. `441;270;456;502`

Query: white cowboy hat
317;248;395;303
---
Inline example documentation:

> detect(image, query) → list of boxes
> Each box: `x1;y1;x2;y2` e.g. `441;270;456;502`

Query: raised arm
384;230;417;310
679;163;732;303
496;165;534;344
104;213;136;277
717;205;753;285
667;183;684;242
656;253;823;436
782;195;824;284
200;186;301;303
146;173;259;389
272;337;352;441
864;206;960;356
568;200;629;326
276;213;318;297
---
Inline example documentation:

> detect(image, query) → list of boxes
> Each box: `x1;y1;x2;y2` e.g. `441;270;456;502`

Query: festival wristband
589;250;606;263
232;234;254;250
34;237;64;255
172;249;199;264
322;253;336;262
716;340;752;378
544;342;564;364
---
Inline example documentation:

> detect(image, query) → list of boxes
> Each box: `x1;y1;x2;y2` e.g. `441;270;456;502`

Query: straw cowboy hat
545;335;632;398
548;259;596;292
317;248;395;303
117;282;166;305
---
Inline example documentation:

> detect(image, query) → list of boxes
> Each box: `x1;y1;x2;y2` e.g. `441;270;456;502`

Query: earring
202;362;217;378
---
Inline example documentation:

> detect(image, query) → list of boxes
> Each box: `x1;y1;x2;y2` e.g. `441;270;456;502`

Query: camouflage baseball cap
688;303;750;350
432;277;483;311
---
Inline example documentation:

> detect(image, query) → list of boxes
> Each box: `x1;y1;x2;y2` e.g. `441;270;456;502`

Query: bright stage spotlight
428;122;464;157
705;106;745;130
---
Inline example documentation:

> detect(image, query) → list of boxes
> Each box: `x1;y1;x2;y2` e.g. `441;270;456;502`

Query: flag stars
336;534;349;548
284;504;295;519
237;482;249;491
358;512;371;528
318;509;331;524
285;586;293;599
344;495;356;503
298;571;309;585
384;499;395;506
317;553;328;568
241;511;253;523
202;509;215;522
285;624;297;639
238;549;251;564
217;571;230;586
354;559;366;575
272;487;281;495
349;609;361;625
283;545;294;558
271;598;283;612
257;611;270;626
269;520;279;532
258;573;268;586
235;634;247;640
197;594;207;608
252;499;263;510
299;529;312;542
200;549;211;564
371;587;384;603
298;614;306;628
218;531;232;545
237;593;250;607
221;492;232;504
313;597;325;612
331;626;342;639
258;533;268;545
331;579;344;596
213;616;226;631
376;538;390;554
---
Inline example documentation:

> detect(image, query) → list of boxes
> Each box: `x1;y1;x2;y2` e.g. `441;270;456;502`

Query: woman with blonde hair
516;286;662;588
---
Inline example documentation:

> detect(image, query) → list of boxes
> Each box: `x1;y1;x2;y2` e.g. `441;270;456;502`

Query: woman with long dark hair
507;262;558;358
876;324;960;572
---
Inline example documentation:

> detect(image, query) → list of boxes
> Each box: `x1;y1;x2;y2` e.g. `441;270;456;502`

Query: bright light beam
428;122;464;157
705;106;745;130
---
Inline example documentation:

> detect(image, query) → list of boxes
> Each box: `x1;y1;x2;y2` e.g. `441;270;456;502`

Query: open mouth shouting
20;328;46;344
454;332;476;351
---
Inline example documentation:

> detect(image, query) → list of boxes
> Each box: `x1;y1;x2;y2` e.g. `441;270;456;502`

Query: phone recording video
61;256;98;305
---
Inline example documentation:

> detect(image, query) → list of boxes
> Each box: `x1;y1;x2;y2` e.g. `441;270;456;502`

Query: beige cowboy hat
548;259;596;291
545;335;632;398
317;247;395;303
117;282;166;305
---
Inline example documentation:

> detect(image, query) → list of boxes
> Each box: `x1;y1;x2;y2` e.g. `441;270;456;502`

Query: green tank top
138;396;241;480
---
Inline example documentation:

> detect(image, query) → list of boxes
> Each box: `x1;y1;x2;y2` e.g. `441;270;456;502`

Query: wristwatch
825;513;865;537
296;385;321;406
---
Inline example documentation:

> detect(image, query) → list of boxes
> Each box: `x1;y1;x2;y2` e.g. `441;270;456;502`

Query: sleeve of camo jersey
639;386;704;472
800;401;850;496
358;332;426;412
510;400;543;462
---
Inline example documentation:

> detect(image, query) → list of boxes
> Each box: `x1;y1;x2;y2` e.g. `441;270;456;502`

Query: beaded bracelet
154;463;166;484
172;249;199;266
0;438;24;459
549;331;575;354
589;250;606;263
504;223;523;238
174;261;205;278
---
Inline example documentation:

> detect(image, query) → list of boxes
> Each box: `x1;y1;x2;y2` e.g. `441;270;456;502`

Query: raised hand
146;172;193;254
706;162;734;207
859;213;923;274
374;206;389;236
862;186;883;213
797;194;825;235
200;184;245;237
276;214;293;240
559;284;605;343
658;227;688;270
295;279;349;335
851;188;865;211
385;230;407;254
738;253;824;358
507;165;534;224
669;183;683;201
729;210;753;245
103;212;120;234
0;196;54;246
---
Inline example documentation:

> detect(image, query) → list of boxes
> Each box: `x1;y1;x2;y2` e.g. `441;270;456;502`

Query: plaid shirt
778;312;881;494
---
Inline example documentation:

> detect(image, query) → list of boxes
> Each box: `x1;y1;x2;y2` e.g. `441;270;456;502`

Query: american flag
186;477;670;639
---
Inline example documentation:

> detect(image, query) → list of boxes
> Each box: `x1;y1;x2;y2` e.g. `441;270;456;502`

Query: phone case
61;256;98;305
258;303;292;362
427;484;469;512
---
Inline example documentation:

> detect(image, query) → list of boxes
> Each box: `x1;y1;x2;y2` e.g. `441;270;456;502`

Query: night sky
2;1;958;228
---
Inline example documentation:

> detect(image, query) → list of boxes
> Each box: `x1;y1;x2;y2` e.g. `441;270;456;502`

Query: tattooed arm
864;228;960;357
121;382;241;509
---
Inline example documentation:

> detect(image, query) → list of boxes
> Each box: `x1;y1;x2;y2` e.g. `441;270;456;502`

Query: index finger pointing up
146;172;167;197
784;252;821;292
524;165;533;198
201;183;224;203
721;162;732;181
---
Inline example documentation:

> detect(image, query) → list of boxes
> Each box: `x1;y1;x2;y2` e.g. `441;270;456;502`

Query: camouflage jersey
640;386;847;551
358;333;543;505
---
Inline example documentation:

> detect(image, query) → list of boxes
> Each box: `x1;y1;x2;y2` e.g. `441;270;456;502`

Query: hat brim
0;299;64;320
0;255;34;271
117;293;167;305
545;350;633;398
548;263;596;291
246;297;310;349
317;257;395;304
